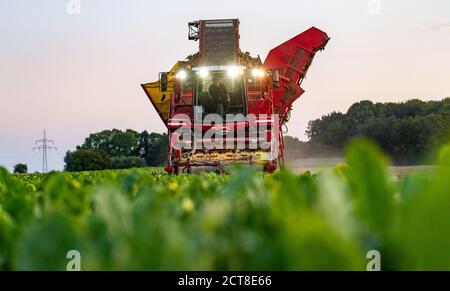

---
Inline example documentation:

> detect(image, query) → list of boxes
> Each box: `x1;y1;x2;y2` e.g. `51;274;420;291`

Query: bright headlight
251;68;265;78
176;70;187;80
227;67;244;78
198;68;209;78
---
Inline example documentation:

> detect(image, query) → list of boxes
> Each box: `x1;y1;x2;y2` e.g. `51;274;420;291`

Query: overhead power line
33;130;57;173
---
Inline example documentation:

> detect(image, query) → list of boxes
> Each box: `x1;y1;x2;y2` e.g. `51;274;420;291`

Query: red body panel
263;27;330;121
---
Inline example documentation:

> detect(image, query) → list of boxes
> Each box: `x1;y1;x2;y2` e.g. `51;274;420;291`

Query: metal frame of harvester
142;19;329;174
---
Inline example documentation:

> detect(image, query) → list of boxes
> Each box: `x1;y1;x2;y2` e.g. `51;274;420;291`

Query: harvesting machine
142;19;329;174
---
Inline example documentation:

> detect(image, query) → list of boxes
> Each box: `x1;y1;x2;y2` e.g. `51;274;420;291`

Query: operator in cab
208;76;230;116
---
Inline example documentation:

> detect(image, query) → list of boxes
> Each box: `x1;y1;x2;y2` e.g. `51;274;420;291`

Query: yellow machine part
141;62;180;124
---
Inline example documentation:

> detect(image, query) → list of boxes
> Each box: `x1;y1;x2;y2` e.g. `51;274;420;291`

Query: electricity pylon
33;130;57;173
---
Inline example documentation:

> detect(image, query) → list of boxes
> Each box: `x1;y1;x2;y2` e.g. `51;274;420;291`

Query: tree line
300;98;450;164
64;129;168;171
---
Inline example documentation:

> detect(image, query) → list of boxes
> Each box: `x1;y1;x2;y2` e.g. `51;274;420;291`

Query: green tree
64;149;112;172
13;163;28;174
69;129;168;170
135;131;168;166
81;129;140;157
346;100;377;124
304;98;450;164
361;117;396;153
391;116;433;163
306;112;348;147
111;156;147;169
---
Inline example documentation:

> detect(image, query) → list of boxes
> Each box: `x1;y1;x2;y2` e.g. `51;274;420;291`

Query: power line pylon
33;130;57;173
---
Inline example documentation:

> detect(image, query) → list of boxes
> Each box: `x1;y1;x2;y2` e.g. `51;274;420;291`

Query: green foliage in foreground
0;140;449;270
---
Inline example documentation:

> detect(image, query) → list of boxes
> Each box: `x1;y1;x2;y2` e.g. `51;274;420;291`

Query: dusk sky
1;0;449;172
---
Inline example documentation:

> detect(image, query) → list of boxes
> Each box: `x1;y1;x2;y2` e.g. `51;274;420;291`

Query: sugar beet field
1;140;449;270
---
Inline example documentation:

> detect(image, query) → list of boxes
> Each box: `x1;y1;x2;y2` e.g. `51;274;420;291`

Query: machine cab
192;66;247;120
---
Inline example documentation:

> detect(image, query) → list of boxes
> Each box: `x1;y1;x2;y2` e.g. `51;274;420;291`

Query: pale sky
1;0;449;172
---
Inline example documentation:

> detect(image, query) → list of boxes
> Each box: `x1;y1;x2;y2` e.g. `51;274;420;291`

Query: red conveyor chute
263;27;330;121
